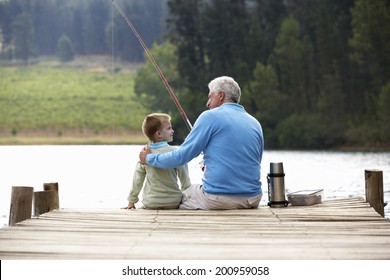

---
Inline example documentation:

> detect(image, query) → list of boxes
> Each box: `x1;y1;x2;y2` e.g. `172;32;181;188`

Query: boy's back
131;144;190;209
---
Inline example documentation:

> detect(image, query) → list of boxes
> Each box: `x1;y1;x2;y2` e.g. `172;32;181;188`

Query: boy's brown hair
142;113;171;141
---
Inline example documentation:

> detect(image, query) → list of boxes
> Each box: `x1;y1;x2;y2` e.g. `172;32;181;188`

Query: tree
12;12;34;65
83;0;109;55
32;0;61;55
134;41;191;141
273;15;315;114
377;81;390;143
167;0;206;93
57;34;75;62
252;0;286;64
202;0;251;83
166;0;209;133
110;0;168;62
345;0;390;147
135;42;178;112
243;62;287;148
350;0;390;92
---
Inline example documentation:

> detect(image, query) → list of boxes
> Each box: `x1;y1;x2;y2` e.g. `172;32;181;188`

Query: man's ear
156;130;162;138
219;91;225;101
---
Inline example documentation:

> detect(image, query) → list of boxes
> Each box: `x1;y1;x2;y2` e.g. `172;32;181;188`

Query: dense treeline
0;0;167;62
1;0;389;149
139;0;389;149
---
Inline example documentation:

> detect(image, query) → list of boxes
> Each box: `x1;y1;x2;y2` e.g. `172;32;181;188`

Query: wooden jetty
0;197;390;260
0;169;388;260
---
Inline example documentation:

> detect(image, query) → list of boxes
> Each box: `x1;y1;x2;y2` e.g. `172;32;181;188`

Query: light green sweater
128;142;191;209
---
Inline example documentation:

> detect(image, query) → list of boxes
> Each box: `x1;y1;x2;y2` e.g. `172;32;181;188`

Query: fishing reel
199;160;205;172
196;159;205;172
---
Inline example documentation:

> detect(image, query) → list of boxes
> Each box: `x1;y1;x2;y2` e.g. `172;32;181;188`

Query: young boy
123;113;191;209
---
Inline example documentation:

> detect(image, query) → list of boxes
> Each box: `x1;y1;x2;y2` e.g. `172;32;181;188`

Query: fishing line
111;2;115;143
111;0;193;131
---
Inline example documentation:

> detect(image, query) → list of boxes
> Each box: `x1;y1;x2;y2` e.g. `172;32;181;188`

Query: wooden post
43;182;60;209
34;190;57;216
9;186;34;226
365;169;384;217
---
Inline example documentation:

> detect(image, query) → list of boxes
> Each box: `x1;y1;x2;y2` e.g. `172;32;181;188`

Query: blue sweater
146;103;264;197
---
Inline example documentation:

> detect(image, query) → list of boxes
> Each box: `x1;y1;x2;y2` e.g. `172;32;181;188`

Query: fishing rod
111;0;193;131
112;0;205;171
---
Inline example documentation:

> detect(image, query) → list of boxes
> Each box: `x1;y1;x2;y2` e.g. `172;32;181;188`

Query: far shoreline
1;135;389;152
0;131;148;145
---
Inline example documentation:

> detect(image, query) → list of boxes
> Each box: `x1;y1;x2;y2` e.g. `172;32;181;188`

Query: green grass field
0;58;149;144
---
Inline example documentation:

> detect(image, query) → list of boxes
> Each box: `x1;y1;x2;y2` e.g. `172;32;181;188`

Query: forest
0;0;389;149
0;0;168;61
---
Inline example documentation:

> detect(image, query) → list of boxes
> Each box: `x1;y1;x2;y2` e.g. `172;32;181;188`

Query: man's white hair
208;76;241;103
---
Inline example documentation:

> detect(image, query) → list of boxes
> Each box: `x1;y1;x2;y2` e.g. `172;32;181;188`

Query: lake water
1;145;389;227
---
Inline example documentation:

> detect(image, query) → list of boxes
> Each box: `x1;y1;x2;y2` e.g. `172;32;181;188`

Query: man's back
199;103;264;196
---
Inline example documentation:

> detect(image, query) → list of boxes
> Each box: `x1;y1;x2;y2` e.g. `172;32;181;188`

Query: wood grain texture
1;197;389;259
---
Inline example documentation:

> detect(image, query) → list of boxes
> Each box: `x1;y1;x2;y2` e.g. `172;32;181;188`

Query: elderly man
139;76;264;210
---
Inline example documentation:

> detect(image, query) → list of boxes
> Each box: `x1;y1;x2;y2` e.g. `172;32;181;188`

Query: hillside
0;57;149;144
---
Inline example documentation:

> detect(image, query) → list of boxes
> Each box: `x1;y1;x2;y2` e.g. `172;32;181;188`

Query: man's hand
139;144;151;164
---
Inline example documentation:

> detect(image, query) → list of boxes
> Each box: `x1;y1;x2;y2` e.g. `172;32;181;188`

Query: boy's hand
121;202;136;209
139;145;151;164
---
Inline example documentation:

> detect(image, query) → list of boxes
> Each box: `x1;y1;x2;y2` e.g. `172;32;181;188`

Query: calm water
1;145;389;226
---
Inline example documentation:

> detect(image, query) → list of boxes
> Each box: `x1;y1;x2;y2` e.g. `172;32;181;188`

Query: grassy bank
0;57;149;144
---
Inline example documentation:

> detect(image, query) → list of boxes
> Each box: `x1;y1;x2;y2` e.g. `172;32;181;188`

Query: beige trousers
179;184;262;210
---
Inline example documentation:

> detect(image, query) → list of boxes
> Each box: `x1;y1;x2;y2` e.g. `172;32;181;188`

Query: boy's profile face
157;120;174;142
